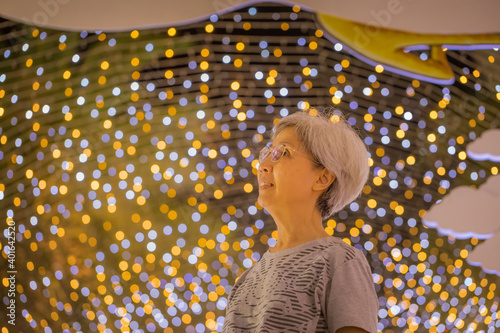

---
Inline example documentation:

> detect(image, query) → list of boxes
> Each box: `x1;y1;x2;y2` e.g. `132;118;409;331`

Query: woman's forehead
272;127;300;147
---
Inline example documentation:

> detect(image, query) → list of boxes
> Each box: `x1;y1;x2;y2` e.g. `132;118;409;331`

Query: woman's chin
257;195;270;210
258;196;279;214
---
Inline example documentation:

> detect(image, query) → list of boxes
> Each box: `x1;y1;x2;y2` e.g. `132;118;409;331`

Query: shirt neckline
263;236;338;259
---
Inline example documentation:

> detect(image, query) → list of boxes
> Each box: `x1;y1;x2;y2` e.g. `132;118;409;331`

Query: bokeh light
1;3;500;333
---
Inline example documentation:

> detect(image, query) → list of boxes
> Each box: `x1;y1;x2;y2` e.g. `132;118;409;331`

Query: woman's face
257;127;323;213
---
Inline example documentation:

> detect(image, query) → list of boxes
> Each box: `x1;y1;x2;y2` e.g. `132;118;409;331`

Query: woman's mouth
259;182;275;189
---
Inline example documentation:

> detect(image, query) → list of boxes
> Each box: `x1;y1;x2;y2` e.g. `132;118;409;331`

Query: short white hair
271;109;370;220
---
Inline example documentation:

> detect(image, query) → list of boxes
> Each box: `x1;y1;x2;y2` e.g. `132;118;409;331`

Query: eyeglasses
258;143;316;164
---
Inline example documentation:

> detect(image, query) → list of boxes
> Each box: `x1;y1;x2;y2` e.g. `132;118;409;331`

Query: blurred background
1;1;500;332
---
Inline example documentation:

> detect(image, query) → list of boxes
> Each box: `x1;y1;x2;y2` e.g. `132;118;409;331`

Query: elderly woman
222;110;379;333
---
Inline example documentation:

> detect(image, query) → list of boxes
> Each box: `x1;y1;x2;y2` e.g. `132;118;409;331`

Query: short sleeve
324;252;379;333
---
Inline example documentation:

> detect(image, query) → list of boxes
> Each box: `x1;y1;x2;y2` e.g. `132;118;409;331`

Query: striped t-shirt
223;236;378;333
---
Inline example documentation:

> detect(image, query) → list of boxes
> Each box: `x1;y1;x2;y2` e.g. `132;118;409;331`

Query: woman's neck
269;210;331;252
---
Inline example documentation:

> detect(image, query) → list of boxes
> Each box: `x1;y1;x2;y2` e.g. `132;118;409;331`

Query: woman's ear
313;168;335;192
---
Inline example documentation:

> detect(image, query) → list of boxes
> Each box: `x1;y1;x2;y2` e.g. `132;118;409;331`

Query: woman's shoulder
261;236;367;272
312;237;367;269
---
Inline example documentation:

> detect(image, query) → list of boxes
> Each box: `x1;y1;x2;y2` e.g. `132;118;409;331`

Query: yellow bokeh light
200;84;209;93
182;314;192;324
70;279;79;289
214;190;223;199
233;99;242;108
164;70;174;79
59;185;68;194
91;180;99;190
373;177;382;186
208;149;217;159
195;184;204;193
142;220;152;230
137;196;146;205
119;261;128;271
82;215;91;224
168;210;178;220
115;231;124;241
237;112;246;121
165;49;174;58
406;156;416;165
231;81;240;90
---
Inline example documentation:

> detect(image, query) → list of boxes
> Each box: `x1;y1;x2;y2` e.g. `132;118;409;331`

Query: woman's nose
258;159;272;173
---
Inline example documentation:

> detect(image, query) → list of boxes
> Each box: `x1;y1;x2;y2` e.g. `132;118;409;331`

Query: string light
0;4;499;333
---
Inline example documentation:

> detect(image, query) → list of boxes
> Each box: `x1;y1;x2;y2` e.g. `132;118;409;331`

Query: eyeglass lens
259;145;285;163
